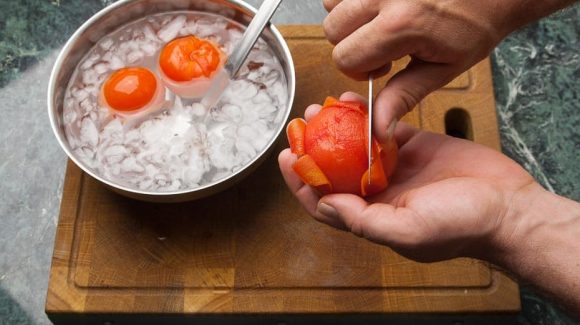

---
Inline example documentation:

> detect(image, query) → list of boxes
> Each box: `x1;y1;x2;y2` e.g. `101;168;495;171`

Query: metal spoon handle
226;0;283;76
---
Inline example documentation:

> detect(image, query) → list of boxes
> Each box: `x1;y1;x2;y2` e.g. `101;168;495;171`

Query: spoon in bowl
201;0;283;111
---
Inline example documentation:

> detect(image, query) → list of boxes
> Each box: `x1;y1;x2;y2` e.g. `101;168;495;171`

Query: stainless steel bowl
48;0;295;203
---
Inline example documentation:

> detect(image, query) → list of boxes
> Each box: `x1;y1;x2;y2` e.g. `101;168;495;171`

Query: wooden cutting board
46;26;519;323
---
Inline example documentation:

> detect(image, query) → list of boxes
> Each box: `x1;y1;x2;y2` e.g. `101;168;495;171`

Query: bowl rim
48;0;296;198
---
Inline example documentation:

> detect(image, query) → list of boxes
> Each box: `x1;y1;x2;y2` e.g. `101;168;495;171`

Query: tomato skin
159;36;222;82
103;67;157;112
304;105;368;194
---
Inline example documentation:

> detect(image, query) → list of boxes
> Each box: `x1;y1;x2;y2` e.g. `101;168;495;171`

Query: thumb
374;59;462;144
317;194;426;248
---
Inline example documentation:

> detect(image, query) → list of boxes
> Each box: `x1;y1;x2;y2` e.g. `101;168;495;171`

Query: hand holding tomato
279;91;580;315
279;91;538;262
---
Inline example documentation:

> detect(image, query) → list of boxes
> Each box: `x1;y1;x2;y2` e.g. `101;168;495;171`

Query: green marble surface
0;0;105;87
0;0;578;324
493;5;580;202
492;4;580;324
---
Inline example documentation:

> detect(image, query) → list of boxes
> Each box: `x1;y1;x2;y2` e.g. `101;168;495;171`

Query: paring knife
201;0;283;110
368;74;373;185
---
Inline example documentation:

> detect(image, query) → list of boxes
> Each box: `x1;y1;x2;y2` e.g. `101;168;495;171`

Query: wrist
487;182;551;265
489;182;580;266
486;182;580;312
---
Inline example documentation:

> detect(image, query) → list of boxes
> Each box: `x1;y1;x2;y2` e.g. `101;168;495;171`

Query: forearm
492;183;580;316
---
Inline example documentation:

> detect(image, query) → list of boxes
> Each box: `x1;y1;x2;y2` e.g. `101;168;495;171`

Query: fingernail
386;119;398;142
317;202;338;219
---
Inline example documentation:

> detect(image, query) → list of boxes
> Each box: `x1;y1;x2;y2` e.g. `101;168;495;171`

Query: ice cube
158;15;186;42
162;179;182;192
110;164;121;176
183;148;209;185
263;70;280;87
102;51;113;63
185;20;198;35
236;138;256;158
104;146;127;164
80;99;94;114
222;104;242;123
80;118;99;147
226;80;258;100
143;24;159;42
169;141;186;156
72;88;89;102
237;125;257;140
101;118;121;135
100;38;114;51
139;179;153;190
81;53;100;70
84;86;99;98
81;69;99;86
127;50;144;64
63;110;77;125
98;107;111;123
125;129;140;143
109;55;124;70
252;91;272;104
190;103;207;117
208;131;237;170
255;102;276;120
140;43;158;56
145;164;159;178
252;135;269;152
94;63;110;75
120;157;145;173
227;28;243;43
270;82;287;107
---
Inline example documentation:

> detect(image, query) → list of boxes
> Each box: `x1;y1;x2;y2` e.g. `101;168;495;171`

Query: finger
304;104;322;122
371;63;393;80
374;59;461;143
279;149;346;228
393;121;421;148
322;0;342;12
278;149;301;191
319;194;427;248
333;16;414;80
340;63;394;82
339;91;367;104
323;0;380;45
278;149;320;215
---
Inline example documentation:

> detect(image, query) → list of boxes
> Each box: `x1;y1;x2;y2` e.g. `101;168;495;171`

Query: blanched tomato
287;97;397;197
159;36;222;81
304;105;368;194
102;67;157;112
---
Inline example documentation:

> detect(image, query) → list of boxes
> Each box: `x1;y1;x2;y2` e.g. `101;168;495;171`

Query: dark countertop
0;0;578;324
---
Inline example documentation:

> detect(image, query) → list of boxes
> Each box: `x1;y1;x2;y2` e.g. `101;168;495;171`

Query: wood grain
46;26;517;321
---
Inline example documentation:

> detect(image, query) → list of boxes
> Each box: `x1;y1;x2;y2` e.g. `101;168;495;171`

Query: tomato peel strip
293;155;333;196
361;137;389;197
287;118;307;156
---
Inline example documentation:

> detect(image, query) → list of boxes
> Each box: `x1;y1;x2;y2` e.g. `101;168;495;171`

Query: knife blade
201;0;283;110
368;74;373;185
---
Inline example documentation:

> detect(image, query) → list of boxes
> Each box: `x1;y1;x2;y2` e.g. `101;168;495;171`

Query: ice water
63;12;289;192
